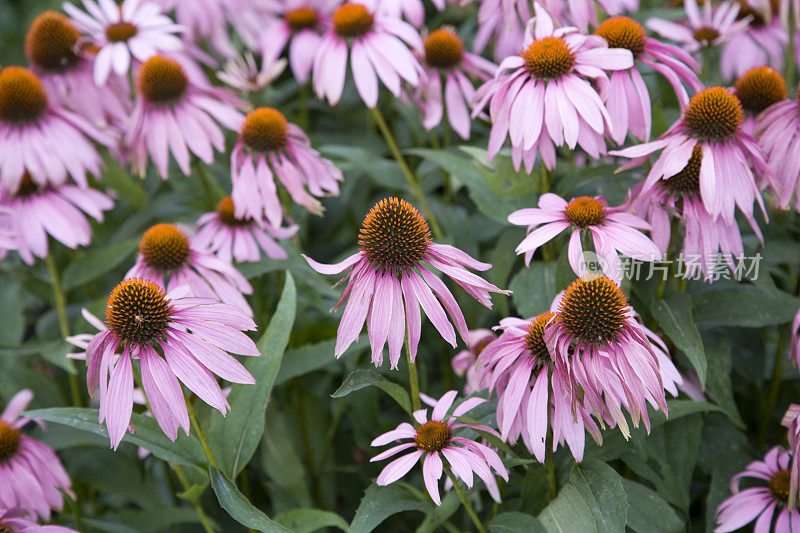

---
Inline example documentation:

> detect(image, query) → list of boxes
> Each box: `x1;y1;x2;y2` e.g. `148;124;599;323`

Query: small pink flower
473;0;528;62
562;0;639;31
471;4;634;171
126;223;254;314
193;196;298;263
312;0;423;108
153;0;236;58
370;390;508;505
720;1;787;81
127;54;244;179
63;0;184;85
231;107;343;227
71;278;259;449
647;0;750;53
451;329;495;395
411;28;496;140
757;82;800;211
0;508;77;532
0;174;114;265
217;53;287;93
0;389;74;520
715;446;799;532
304;198;509;367
508;192;661;282
0;66;115;193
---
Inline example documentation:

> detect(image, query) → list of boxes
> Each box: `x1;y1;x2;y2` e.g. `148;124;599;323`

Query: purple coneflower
735;66;787;134
473;0;528;62
563;0;639;31
508;192;661;282
451;329;495;395
0;174;114;265
126;223;254;314
304;197;509;367
720;1;787;81
371;390;508;505
471;3;634;171
217;52;286;93
411;28;496;140
0;389;73;520
311;0;423;108
783;404;800;510
127;55;244;178
756;82;800;211
715;446;800;532
611;86;774;225
63;0;184;85
74;278;258;448
0;508;76;532
153;0;236;58
231;107;342;226
0;66;113;193
193;196;298;263
647;0;750;53
594;16;703;144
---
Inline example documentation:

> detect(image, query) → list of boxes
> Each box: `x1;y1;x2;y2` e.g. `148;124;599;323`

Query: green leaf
489;512;547;532
539;485;596;533
25;408;204;467
61;238;139;291
209;466;290;533
0;272;23;344
101;153;146;209
99;508;207;532
275;335;365;385
331;369;411;414
349;483;427;533
704;339;744;428
322;145;407;190
273;509;348;532
692;285;800;328
209;272;296;477
569;460;628;533
651;290;706;385
621;479;683;533
509;262;558;317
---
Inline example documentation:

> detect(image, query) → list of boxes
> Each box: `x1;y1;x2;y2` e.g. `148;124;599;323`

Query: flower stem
406;337;422;415
545;429;557;499
370;106;443;238
173;462;216;533
185;395;219;469
758;323;791;448
46;253;83;408
443;463;487;533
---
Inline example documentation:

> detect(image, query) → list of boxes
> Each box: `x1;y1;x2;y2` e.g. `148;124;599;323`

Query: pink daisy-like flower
473;0;528;62
153;0;236;58
756;82;800;211
562;0;638;31
304;198;509;367
0;389;73;520
508;192;661;282
73;278;258;449
312;0;423;108
260;0;337;84
594;16;703;144
411;28;496;140
720;1;787;81
451;328;495;395
63;0;184;85
25;11;130;128
544;276;681;437
231;107;343;226
0;66;114;193
0;174;114;265
370;390;508;505
471;4;634;171
127;54;244;178
476;313;602;462
217;52;287;93
0;508;76;533
193;196;298;263
646;0;750;53
735;66;787;135
126;223;254;314
782;404;800;510
611;86;774;226
715;446;800;532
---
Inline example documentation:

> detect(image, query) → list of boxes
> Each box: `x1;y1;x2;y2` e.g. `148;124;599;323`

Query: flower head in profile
304;198;509;367
63;0;184;84
0;174;114;265
0;389;73;520
371;390;508;505
594;16;703;144
127;55;244;178
0;508;77;532
757;81;800;211
71;278;259;449
231;107;343;227
611;86;774;226
25;10;130;126
735;66;787;134
193;196;298;263
312;0;423;108
127;223;254;313
715;446;799;532
451;329;495;395
719;0;788;80
544;276;681;437
782;403;800;511
477;314;601;462
647;0;750;53
0;66;114;193
217;52;287;93
508;193;661;282
411;27;496;140
471;4;634;171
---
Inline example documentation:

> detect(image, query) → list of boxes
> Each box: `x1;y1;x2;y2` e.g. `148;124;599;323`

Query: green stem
443;464;487;533
185;396;219;469
46;253;83;408
406;337;422;415
173;462;216;533
370;106;443;238
758;324;791;448
193;161;222;207
545;438;557;499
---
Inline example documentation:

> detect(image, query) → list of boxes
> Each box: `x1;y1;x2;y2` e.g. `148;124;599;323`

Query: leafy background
1;0;800;532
